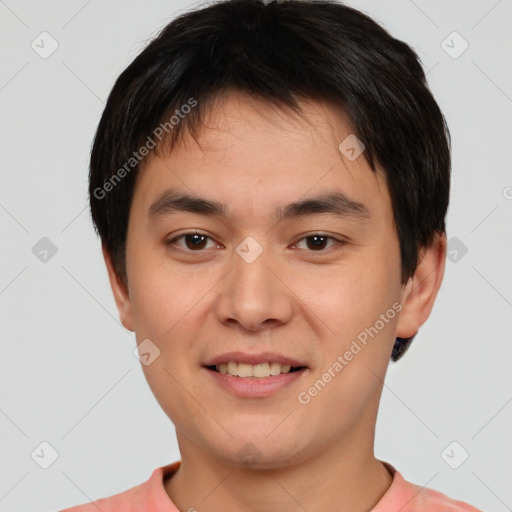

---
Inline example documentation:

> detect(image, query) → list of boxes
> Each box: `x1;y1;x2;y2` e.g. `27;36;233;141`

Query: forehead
133;93;391;224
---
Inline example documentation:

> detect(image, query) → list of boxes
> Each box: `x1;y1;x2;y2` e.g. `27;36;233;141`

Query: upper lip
203;351;307;367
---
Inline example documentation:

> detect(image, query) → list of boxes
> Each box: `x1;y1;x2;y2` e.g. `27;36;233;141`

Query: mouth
205;362;307;378
201;352;309;396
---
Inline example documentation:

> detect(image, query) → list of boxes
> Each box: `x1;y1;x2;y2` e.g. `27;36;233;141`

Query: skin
104;92;446;512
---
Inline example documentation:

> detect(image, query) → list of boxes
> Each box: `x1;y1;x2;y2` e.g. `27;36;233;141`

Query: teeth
215;361;296;378
270;362;283;375
253;363;270;378
236;363;253;378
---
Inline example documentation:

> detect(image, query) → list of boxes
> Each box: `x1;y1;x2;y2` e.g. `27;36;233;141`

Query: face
106;92;444;468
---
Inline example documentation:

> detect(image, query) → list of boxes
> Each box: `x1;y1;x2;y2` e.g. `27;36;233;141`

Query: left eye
291;234;340;251
167;233;341;252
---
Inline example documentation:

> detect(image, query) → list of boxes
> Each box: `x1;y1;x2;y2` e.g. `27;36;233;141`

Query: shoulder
407;479;483;512
373;462;483;512
58;479;149;512
57;462;180;512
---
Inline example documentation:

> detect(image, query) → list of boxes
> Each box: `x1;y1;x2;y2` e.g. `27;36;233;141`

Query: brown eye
167;233;218;251
305;235;329;250
183;234;208;250
293;234;341;251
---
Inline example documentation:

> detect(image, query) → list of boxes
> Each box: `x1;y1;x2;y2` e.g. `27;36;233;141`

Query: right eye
165;232;222;252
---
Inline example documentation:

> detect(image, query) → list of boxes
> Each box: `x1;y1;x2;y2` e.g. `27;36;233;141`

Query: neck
165;426;393;512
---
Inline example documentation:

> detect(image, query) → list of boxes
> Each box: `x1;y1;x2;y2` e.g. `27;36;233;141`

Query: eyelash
165;231;346;253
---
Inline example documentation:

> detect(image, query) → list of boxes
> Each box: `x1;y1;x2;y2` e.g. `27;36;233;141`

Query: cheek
296;246;402;372
297;260;402;430
131;275;205;343
127;262;211;428
300;253;400;332
126;238;209;339
130;277;175;340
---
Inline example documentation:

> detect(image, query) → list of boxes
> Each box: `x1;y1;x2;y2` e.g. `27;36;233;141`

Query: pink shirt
59;461;482;511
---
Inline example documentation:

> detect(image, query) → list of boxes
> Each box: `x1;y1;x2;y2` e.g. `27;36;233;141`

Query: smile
209;362;305;378
203;364;308;398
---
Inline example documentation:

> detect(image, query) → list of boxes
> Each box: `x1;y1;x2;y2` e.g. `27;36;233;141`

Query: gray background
0;0;511;511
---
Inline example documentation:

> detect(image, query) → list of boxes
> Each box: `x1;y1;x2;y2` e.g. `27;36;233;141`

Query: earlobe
102;245;134;332
395;232;447;339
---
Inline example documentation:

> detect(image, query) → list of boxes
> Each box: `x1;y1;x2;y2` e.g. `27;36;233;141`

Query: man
61;0;481;510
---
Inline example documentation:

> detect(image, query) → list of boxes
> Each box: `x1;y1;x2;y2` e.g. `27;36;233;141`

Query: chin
209;427;312;470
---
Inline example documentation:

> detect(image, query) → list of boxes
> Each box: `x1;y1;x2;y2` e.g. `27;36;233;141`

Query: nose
213;239;294;333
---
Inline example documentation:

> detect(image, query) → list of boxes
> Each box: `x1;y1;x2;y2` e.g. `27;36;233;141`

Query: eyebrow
148;189;371;222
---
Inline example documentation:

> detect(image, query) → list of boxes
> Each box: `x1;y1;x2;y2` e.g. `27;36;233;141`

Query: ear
396;232;447;339
102;245;134;332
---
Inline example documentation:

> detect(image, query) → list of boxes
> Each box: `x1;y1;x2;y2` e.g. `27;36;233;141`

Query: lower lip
203;367;308;397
